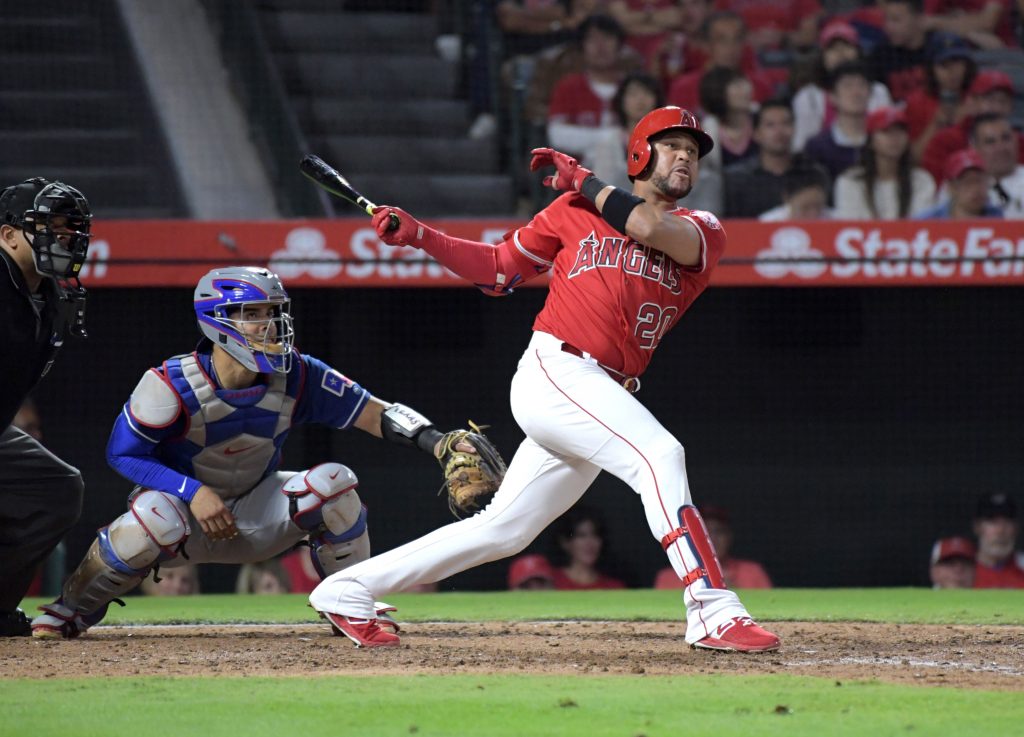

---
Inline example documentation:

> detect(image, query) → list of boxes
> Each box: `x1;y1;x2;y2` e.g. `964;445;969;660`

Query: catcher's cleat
692;616;780;653
319;611;401;648
30;598;119;640
0;608;32;637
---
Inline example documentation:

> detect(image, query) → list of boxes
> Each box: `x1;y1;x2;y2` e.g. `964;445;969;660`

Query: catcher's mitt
436;421;507;519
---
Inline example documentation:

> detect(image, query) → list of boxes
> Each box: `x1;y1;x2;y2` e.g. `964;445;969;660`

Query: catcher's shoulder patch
321;370;351;397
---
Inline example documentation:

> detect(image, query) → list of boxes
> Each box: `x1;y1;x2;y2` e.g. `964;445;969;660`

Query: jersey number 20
635;303;678;350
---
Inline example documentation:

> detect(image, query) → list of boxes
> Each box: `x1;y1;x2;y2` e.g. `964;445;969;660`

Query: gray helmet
193;266;294;374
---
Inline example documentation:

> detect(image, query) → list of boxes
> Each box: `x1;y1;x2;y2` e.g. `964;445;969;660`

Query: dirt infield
3;621;1022;690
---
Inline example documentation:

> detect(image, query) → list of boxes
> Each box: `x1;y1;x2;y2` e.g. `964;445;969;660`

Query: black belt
560;342;641;393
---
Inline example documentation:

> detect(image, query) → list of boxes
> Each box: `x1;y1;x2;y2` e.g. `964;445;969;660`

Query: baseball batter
32;266;480;638
310;106;779;652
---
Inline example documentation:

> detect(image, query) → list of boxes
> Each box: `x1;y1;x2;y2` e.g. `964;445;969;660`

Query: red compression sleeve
417;227;538;295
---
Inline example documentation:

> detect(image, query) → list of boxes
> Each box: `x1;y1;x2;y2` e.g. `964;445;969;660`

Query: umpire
0;177;92;636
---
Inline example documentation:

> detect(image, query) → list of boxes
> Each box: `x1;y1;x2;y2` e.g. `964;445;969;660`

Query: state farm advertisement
82;219;1024;287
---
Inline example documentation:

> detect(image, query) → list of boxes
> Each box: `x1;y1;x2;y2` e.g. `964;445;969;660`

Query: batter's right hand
189;485;238;541
372;205;421;247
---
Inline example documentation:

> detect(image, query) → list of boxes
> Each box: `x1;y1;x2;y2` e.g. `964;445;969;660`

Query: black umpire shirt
0;249;64;429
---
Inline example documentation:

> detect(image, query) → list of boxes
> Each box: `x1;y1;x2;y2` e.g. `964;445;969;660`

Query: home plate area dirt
3;621;1022;690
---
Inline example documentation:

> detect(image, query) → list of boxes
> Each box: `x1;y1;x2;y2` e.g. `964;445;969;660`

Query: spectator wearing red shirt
547;14;630;159
928;536;976;589
654;505;771;589
920;70;1024;184
713;0;822;51
973;493;1024;589
924;0;1017;49
868;0;953;102
549;506;626;590
903;36;976;161
667;11;775;113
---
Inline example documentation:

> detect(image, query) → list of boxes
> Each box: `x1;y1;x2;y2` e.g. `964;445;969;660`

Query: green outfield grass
10;589;1022;737
3;674;1021;737
20;587;1024;626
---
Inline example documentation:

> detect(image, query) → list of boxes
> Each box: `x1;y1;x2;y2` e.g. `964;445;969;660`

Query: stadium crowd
493;0;1024;219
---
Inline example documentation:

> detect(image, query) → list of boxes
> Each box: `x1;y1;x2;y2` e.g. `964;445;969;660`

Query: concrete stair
258;5;514;216
0;0;184;218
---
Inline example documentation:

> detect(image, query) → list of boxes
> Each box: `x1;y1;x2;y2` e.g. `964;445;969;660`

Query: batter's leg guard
283;463;371;580
31;490;190;639
659;504;726;589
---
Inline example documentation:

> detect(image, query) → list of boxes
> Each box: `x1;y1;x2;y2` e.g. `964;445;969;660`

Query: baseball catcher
31;266;505;639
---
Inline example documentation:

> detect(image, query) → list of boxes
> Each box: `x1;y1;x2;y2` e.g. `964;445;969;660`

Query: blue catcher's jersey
106;350;370;502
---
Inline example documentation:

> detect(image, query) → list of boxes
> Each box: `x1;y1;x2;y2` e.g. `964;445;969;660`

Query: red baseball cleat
693;616;780;653
373;602;400;633
320;611;401;648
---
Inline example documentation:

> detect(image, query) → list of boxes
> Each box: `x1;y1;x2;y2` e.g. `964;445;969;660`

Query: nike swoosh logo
178;478;187;494
224;445;256;455
151;506;166;521
329;469;341;480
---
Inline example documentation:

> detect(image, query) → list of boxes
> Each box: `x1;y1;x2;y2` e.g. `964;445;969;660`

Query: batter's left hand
529;147;593;192
371;205;422;247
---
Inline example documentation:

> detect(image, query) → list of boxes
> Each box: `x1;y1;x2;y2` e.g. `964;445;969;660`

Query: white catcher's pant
162;471;309;566
310;331;751;642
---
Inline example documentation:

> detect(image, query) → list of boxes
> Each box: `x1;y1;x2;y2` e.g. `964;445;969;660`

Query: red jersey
508;193;726;377
922;122;1024;184
902;88;941;142
547;73;616;128
715;0;821;33
973;558;1024;589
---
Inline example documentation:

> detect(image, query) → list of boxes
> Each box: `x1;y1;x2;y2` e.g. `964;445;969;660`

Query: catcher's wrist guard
381;403;443;455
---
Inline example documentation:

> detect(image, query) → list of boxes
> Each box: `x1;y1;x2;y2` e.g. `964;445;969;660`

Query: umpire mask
1;178;93;280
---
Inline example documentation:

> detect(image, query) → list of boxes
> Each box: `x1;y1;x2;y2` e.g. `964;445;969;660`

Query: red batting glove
529;147;593;192
371;206;422;247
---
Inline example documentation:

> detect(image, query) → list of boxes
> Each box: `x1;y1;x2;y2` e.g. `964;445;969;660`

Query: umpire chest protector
160;353;295;498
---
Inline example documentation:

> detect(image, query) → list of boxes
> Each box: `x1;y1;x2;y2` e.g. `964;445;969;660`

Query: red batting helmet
626;106;714;178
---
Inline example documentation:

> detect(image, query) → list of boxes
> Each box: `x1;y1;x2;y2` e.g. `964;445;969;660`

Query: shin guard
660;504;726;589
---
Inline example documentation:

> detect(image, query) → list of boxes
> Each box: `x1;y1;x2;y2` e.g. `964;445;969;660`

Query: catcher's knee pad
660;504;726;589
60;490;191;616
282;464;370;578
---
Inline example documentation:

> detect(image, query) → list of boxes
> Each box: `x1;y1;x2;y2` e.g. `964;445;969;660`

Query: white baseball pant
310;331;752;643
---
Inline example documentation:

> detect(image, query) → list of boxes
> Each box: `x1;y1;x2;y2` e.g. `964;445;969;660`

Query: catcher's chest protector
163;353;295;498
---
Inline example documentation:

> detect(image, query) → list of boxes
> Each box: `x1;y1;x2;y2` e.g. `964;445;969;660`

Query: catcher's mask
194;266;295;374
0;177;92;280
626;106;714;180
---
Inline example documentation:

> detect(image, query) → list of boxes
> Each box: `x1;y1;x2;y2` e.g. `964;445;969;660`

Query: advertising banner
81;218;1024;287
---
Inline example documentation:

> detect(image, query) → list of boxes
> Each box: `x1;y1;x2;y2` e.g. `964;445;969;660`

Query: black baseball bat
299;154;399;230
